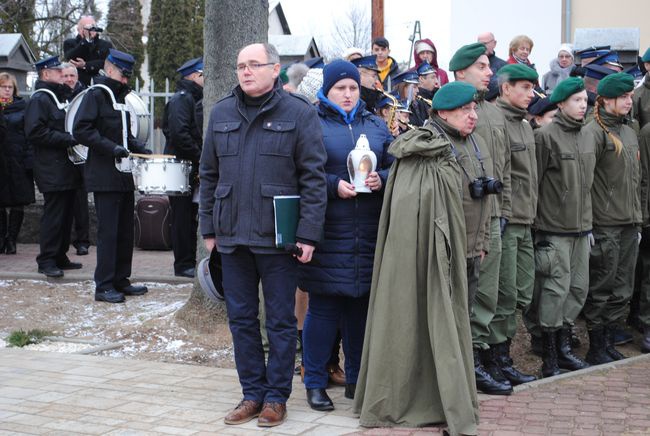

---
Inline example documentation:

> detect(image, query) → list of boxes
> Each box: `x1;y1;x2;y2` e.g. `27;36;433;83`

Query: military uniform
163;58;204;277
25;58;82;277
636;122;650;351
633;75;650;129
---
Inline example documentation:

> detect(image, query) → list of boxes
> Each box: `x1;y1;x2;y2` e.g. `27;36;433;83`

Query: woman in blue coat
0;72;34;254
299;60;394;411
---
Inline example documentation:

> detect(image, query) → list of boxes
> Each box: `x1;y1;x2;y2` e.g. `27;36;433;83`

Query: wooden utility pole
371;0;384;39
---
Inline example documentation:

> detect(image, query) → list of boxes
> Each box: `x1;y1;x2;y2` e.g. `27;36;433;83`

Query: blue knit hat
321;60;361;96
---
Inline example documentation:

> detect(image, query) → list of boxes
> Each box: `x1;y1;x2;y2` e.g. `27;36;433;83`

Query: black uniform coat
24;80;80;193
1;97;35;206
63;35;113;86
72;76;146;192
409;87;435;127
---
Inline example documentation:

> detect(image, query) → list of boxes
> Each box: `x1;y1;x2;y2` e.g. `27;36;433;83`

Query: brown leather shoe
327;363;346;386
257;402;287;427
224;399;262;425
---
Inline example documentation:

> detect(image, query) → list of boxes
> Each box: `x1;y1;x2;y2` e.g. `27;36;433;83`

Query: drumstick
130;153;177;159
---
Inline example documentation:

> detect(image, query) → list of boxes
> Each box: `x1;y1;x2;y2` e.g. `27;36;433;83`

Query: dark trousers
303;293;370;389
36;190;76;268
221;247;298;404
168;195;198;273
93;191;135;291
72;186;90;248
467;255;481;314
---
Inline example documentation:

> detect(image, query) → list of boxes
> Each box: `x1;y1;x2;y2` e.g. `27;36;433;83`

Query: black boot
557;328;589;371
473;349;512;395
495;340;537;385
604;325;627;360
481;347;509;383
5;208;24;255
344;383;356;399
541;331;561;378
530;334;542;356
585;326;614;365
306;388;334;411
0;209;6;253
570;324;581;348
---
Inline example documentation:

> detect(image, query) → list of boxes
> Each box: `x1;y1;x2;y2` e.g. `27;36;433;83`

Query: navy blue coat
1;97;35;206
299;98;394;298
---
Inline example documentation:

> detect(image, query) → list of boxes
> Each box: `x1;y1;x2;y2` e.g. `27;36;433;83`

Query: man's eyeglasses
236;62;274;73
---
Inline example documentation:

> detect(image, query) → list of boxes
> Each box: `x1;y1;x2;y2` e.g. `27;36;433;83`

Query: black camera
469;177;503;199
84;25;104;33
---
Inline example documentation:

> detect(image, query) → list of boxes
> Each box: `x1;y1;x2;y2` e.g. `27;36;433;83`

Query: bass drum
64;89;151;162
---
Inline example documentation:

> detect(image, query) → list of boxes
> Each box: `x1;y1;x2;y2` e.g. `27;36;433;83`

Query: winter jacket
411;38;449;85
431;115;493;257
163;79;203;163
633;74;650;129
409;87;434;127
585;109;641;226
0;97;35;206
199;80;327;252
475;97;512;219
72;76;147;192
298;96;394;297
63;35;114;86
639;122;650;225
542;58;573;94
534;110;595;234
378;56;401;91
24;80;80;193
496;97;538;225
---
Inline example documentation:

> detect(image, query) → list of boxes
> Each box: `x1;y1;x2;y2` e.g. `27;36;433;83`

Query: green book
273;195;300;248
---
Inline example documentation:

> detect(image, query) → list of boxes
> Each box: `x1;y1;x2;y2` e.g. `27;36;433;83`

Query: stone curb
0;272;192;285
513;352;650;392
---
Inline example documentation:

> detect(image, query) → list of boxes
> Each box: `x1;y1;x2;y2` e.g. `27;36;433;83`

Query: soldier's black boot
481;347;510;383
473;349;512;395
0;209;6;253
641;326;650;353
604;325;627;361
570;324;581;348
557;328;590;371
495;340;537;385
530;334;542;356
5;208;24;255
541;331;561;378
585;326;614;365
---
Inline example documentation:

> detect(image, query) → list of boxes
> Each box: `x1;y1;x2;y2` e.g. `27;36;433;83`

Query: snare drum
132;158;192;195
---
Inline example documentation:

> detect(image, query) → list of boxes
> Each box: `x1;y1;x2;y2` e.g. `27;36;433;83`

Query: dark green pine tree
0;0;37;54
106;0;145;85
148;0;196;92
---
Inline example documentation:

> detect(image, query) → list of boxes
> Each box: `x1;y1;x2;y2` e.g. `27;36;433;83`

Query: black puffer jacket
1;97;35;206
72;76;148;192
63;35;113;86
24;80;80;193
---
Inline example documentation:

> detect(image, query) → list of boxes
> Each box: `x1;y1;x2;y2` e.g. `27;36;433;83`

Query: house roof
269;1;291;35
0;33;36;71
269;34;319;57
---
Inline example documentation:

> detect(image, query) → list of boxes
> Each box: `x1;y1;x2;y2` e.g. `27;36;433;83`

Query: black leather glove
500;217;509;237
112;146;130;158
131;142;152;154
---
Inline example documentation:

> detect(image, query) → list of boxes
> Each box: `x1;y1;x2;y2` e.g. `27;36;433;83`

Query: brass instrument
416;94;432;107
375;87;398;130
533;89;547;99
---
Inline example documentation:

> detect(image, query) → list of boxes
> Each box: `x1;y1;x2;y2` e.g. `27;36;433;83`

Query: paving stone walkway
1;348;649;435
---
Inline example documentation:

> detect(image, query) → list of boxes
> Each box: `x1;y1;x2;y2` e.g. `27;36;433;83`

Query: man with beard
351;55;382;113
25;56;82;277
163;57;204;278
73;49;151;303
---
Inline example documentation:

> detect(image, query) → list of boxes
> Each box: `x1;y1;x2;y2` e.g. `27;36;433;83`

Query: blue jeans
303;293;369;389
221;247;298;403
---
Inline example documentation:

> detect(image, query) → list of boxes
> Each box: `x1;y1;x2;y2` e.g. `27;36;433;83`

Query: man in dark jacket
199;42;327;427
478;32;507;101
163;57;204;278
409;61;437;126
63;16;113;86
351;55;382;114
25;56;82;277
73;49;151;303
372;37;400;90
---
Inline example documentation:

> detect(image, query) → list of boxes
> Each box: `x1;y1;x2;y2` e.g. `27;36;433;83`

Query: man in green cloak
354;82;479;436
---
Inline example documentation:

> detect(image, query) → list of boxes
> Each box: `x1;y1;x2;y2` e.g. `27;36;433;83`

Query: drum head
197;249;224;303
65;90;89;136
125;92;150;143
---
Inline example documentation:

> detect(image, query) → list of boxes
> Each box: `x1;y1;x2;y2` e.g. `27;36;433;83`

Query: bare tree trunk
175;0;269;332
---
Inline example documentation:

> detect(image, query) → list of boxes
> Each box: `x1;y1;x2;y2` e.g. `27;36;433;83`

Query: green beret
497;64;539;82
597;72;635;98
431;81;477;110
449;43;487;72
642;47;650;63
549;77;585;103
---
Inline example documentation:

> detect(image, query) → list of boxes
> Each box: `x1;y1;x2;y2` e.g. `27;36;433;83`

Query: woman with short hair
507;35;536;69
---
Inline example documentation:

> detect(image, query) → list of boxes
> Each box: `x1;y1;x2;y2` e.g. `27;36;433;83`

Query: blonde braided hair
593;96;623;156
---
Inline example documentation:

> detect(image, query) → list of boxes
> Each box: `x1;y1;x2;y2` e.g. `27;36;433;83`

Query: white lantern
347;133;377;193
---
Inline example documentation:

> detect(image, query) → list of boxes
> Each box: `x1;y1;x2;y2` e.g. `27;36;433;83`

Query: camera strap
430;122;486;181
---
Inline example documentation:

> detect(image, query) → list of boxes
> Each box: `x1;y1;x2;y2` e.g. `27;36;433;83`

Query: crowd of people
2;16;650;435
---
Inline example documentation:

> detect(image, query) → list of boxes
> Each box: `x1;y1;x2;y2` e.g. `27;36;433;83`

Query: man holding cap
73;49;151;303
633;47;650;128
450;42;514;395
371;37;400;90
25;56;82;278
487;64;540;387
163;57;205;278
